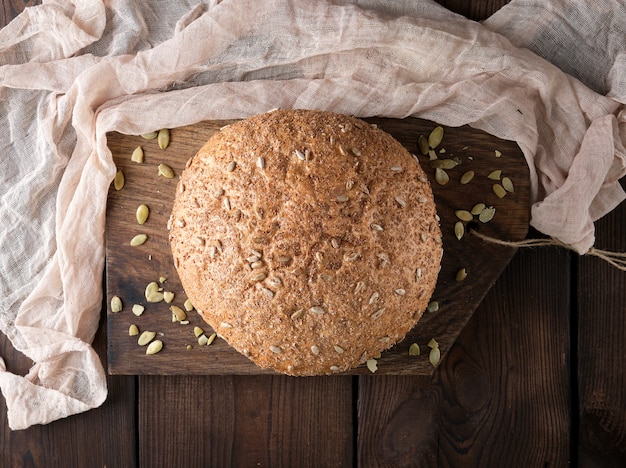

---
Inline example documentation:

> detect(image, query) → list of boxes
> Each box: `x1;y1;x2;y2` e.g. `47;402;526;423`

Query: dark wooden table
2;1;625;466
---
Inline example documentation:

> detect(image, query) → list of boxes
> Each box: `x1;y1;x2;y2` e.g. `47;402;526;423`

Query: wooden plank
577;185;626;466
106;117;529;375
358;246;572;466
139;374;353;467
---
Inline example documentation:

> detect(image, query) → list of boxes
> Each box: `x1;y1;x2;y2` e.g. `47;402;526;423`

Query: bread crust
169;110;442;375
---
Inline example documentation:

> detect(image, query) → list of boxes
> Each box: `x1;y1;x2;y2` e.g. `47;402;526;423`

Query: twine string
469;229;626;272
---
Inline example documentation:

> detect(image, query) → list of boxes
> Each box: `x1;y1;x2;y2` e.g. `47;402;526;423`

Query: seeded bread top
169;109;442;375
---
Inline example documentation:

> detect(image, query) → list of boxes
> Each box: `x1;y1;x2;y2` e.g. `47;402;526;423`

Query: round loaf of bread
169;109;442;375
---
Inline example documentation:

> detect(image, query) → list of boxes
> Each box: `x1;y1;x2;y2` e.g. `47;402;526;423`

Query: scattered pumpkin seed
427;338;439;349
366;358;378;373
128;324;139;336
184;299;194;312
471;203;486;215
456;268;468;282
454;221;464;240
455;210;473;222
502;176;514;193
140;131;158;139
493;183;507;198
408;343;421;356
193;327;204;338
428;149;438;160
147;292;164;303
170;305;187;322
157;163;175;179
435;167;449;185
479;206;496;223
136;204;149;224
460;170;474;184
197;334;209;346
495;149;502;158
429;347;441;367
131;146;144;163
132;304;145;316
146;340;163;355
130;234;148;246
431;159;458;170
163;291;175;303
487;170;502;180
428;126;444;149
157;128;170;149
110;296;123;313
145;282;159;297
427;301;439;313
145;281;164;303
113;170;125;190
186;345;193;351
138;331;156;346
418;135;429;155
206;333;217;345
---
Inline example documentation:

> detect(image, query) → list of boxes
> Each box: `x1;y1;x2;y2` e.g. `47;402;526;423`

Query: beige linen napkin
0;0;624;429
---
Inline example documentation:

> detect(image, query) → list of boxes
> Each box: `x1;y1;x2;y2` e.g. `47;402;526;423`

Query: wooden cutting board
105;116;529;375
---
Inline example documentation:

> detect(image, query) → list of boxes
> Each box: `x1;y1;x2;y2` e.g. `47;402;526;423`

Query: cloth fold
0;0;624;429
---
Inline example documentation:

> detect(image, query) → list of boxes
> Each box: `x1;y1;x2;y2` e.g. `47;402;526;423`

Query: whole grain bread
169;109;442;375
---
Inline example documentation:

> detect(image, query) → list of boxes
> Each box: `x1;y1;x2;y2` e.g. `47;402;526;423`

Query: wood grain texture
139;375;354;467
105;117;528;375
12;0;626;467
577;181;626;467
358;246;572;467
